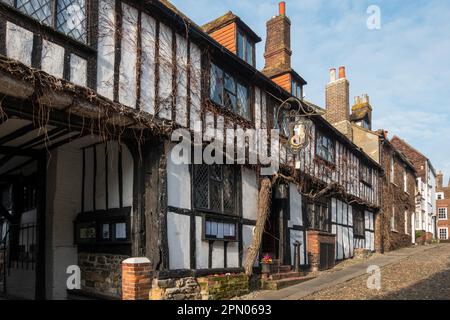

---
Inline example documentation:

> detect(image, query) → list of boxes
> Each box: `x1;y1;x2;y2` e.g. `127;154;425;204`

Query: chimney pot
329;68;336;82
279;1;286;16
339;66;346;79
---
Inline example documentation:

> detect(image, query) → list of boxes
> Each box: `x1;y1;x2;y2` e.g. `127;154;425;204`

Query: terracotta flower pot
261;263;271;274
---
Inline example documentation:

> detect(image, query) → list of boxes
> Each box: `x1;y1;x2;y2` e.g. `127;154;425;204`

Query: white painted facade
415;161;437;237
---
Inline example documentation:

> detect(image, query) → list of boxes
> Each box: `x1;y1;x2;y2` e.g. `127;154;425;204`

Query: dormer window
237;29;254;66
291;80;302;99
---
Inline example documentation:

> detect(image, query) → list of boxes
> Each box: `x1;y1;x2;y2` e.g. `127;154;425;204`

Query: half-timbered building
0;0;381;299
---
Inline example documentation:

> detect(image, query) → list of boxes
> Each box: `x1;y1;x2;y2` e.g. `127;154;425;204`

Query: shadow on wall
371;263;450;300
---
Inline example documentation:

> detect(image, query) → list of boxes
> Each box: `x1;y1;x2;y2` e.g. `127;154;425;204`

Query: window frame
315;130;335;165
5;0;89;44
353;207;365;238
438;207;448;220
439;228;448;240
209;61;252;121
390;156;395;184
359;164;373;186
192;164;241;217
236;28;254;66
306;199;330;233
203;217;238;242
391;206;397;232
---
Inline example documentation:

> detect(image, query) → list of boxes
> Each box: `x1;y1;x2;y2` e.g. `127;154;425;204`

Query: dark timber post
35;151;46;300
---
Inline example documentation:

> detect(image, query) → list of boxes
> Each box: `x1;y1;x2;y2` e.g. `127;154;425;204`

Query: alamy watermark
367;5;381;30
366;265;381;290
170;121;284;175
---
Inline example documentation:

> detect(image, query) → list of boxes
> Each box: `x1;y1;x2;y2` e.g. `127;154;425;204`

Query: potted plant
260;255;273;274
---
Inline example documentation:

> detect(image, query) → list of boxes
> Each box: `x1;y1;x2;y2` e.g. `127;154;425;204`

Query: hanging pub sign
287;117;312;154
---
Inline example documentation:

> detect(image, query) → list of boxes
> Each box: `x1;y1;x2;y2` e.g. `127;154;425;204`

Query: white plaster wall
121;145;134;208
189;42;201;129
167;212;190;270
254;87;261;129
46;143;83;299
195;216;209;269
175;33;188;127
6;22;33;66
167;145;191;210
289;183;302;226
211;242;224;269
242;168;258;221
290;230;305;265
106;141;120;209
158;23;173;120
41;40;64;78
95;144;107;210
84;147;94;212
140;13;156;114
70;54;87;87
119;3;138;108
96;0;116;100
227;242;239;268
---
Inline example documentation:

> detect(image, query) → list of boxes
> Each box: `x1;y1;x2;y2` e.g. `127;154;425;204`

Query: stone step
269;264;292;273
260;275;316;291
270;271;304;281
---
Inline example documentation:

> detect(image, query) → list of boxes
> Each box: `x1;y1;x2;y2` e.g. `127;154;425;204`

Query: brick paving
302;244;450;300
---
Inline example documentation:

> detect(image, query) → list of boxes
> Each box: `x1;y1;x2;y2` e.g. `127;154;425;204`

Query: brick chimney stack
262;1;292;77
437;171;443;189
325;66;350;124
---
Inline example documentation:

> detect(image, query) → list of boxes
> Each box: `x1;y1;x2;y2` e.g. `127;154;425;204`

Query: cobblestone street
302;244;450;300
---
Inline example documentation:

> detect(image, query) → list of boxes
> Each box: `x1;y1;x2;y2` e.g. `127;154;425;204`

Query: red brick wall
263;15;291;76
121;258;152;300
307;231;336;271
325;78;350;124
391;136;427;180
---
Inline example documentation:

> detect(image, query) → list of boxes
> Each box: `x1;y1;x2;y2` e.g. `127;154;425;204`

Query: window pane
102;224;110;239
246;40;253;65
223;166;235;214
115;222;127;239
237;83;250;120
217;222;224;239
16;0;52;25
224;73;237;110
237;31;244;60
194;165;209;209
56;0;87;43
210;182;222;212
210;63;223;105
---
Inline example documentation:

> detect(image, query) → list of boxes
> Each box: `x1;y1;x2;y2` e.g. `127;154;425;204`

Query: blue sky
170;0;450;179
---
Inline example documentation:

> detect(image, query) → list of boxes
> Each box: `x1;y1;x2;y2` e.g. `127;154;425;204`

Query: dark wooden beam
0;146;39;157
0;123;36;145
35;151;46;300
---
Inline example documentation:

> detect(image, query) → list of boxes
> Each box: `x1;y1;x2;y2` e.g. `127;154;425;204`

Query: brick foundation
307;231;336;272
121;257;152;300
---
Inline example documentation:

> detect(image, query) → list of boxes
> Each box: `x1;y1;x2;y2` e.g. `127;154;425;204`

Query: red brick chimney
325;66;350;124
262;1;292;77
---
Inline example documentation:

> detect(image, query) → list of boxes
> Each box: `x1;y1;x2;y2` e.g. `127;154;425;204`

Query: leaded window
353;207;365;237
315;131;335;164
209;62;251;121
7;0;87;43
360;164;372;186
193;164;239;216
307;201;329;232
